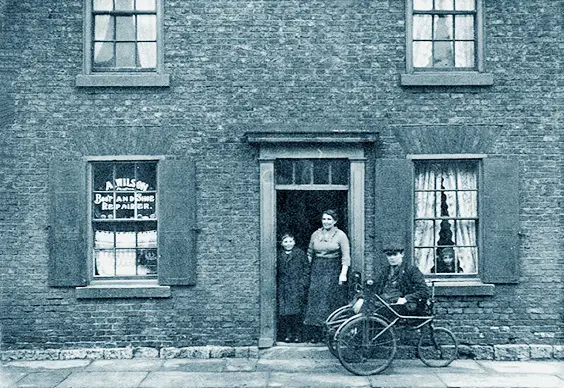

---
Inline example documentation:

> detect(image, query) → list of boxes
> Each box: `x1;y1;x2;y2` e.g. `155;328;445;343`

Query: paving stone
2;360;91;370
269;372;371;387
388;359;486;375
140;371;269;387
85;359;163;371
0;371;26;388
477;361;564;375
224;358;257;371
256;358;343;373
368;373;447;387
161;359;227;372
14;371;70;387
56;371;148;388
436;373;564;387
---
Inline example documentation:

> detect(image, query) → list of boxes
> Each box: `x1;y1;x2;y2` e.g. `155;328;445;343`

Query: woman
304;209;350;342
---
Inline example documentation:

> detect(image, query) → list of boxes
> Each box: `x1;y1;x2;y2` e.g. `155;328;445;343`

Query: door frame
257;144;366;348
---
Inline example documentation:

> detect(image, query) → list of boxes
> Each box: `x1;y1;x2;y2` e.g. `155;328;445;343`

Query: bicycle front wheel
336;315;397;375
418;326;458;367
325;305;355;357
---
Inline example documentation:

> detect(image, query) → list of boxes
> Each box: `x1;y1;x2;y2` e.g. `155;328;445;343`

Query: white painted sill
76;279;171;299
76;74;170;87
400;72;494;87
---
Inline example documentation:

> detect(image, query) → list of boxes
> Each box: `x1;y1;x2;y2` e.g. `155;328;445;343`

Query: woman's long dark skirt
304;257;346;326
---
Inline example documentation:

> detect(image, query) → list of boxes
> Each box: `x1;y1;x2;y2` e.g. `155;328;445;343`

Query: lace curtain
95;230;157;276
414;162;478;274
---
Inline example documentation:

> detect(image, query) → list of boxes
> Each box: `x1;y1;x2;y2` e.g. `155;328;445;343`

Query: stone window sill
76;74;170;87
428;280;495;296
400;72;494;87
76;279;171;299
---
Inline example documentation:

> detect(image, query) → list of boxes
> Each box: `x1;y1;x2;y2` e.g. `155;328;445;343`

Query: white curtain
95;230;156;276
415;162;478;274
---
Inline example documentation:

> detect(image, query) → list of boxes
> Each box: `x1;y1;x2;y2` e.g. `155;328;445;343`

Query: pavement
1;346;563;387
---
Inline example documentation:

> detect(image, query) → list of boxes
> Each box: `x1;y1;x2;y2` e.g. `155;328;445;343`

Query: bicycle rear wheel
418;326;458;367
325;305;355;357
336;315;397;375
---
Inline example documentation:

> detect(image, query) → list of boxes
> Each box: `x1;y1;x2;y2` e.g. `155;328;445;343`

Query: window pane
136;0;156;11
138;42;157;68
457;191;477;217
275;160;293;185
93;192;115;219
433;41;454;67
415;248;435;273
135;162;157;190
457;162;478;189
455;15;474;39
435;0;454;10
116;228;136;248
93;42;114;67
331;160;349;185
434;15;453;40
415;191;436;218
138;225;157;248
455;0;475;11
456;247;478;273
137;15;157;40
93;0;113;11
93;163;113;191
94;229;114;249
137;248;157;274
413;0;433;11
116;16;136;41
413;15;432;40
94;15;114;41
115;0;134;11
413;41;432;67
295;160;313;184
313;160;329;184
115;163;135;186
137;192;157;218
116;43;136;67
115;249;137;275
440;190;457;217
95;250;115;276
455;41;474;67
415;220;435;246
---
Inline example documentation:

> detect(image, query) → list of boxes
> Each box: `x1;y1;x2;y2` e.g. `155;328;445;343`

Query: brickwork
0;0;562;353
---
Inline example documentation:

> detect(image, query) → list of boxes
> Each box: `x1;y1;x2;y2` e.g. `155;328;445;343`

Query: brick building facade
1;0;562;360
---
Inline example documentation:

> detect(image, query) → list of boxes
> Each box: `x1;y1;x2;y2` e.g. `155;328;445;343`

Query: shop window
92;161;158;277
48;158;197;290
401;0;493;86
76;0;169;87
413;160;478;276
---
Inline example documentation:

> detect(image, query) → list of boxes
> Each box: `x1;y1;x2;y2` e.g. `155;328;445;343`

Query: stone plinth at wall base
494;345;531;360
554;345;564;359
0;346;259;362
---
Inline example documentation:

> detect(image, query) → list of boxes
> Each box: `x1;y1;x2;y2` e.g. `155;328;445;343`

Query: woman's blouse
307;227;351;267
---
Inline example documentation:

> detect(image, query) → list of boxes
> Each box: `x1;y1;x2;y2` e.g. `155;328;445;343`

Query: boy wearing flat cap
374;245;430;316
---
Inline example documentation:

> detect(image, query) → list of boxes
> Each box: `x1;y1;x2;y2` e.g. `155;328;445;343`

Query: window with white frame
92;0;158;71
413;160;479;275
91;161;158;277
409;0;481;71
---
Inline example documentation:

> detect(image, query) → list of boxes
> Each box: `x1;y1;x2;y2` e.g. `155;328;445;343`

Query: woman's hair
322;209;339;223
280;233;295;242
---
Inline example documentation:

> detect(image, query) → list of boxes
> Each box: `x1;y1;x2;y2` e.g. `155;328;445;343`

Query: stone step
259;344;334;360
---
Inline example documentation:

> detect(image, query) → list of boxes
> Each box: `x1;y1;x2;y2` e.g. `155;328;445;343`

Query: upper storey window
402;0;493;86
412;0;477;70
76;0;169;87
92;0;157;71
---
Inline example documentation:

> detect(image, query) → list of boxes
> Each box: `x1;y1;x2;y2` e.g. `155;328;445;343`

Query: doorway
276;190;348;343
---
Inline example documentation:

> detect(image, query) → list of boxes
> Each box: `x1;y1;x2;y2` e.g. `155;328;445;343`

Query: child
277;233;311;342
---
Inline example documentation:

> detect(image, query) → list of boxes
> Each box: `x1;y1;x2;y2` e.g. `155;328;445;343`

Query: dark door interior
276;190;348;254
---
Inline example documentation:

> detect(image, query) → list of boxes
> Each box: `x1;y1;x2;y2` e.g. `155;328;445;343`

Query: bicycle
323;271;363;357
333;280;458;376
